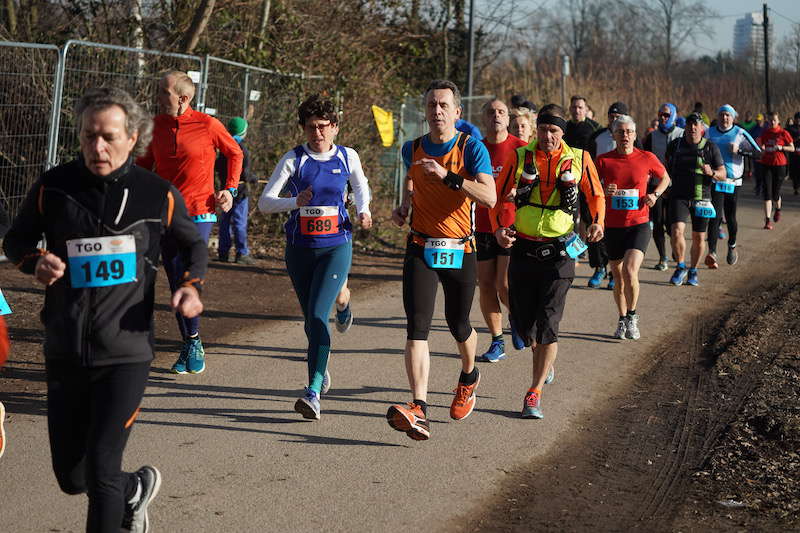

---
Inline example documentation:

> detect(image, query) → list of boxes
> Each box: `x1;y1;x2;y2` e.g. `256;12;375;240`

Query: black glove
559;185;578;213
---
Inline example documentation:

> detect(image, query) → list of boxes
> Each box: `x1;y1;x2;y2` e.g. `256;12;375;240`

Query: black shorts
762;165;787;202
605;223;651;261
508;239;574;346
475;231;510;261
669;198;710;233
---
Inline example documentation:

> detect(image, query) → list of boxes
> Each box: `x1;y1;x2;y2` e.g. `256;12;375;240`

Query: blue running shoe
686;269;699;286
719;229;727;239
186;337;205;374
480;340;506;363
544;366;555;385
510;322;525;350
335;304;353;333
294;387;321;420
171;341;190;374
521;389;544;419
670;267;688;286
588;267;606;288
606;274;615;290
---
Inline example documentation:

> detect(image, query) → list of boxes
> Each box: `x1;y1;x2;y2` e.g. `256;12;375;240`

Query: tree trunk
4;0;17;38
257;0;271;51
181;0;216;54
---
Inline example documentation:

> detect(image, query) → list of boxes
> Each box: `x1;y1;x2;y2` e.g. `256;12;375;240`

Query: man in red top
476;98;527;362
597;115;670;341
138;70;243;374
756;111;795;229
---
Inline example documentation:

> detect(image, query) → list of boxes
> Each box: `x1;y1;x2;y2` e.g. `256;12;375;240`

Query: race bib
423;238;465;269
693;200;716;219
564;233;588;259
611;189;639;210
191;213;217;223
67;235;137;288
715;181;735;194
0;288;11;315
300;206;339;235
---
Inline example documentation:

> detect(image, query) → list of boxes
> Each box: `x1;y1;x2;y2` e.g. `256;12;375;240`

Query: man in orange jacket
138;70;242;375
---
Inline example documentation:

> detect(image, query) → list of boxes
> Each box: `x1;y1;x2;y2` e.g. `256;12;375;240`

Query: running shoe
0;401;5;459
686;269;699;287
718;229;727;239
216;254;229;263
335;304;353;333
521;389;544;419
544;366;555;385
606;273;615;290
171;341;190;374
625;314;640;340
613;318;627;339
774;209;782;223
235;253;256;265
670;266;688;286
121;465;162;533
510;322;525;350
450;370;480;420
587;267;606;288
654;258;668;271
480;340;506;363
186;337;205;374
764;218;773;230
321;369;331;395
704;252;718;270
727;246;738;265
386;402;430;441
294;387;321;420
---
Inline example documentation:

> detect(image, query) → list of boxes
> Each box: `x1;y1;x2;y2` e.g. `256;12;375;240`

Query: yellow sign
371;105;394;147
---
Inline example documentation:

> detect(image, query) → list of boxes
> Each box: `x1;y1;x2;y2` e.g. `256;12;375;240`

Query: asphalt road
1;193;797;532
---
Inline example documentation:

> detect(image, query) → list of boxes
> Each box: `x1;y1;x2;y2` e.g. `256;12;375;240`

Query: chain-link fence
0;42;60;220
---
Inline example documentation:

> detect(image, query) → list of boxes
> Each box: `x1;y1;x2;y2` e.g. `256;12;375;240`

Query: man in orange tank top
385;80;496;441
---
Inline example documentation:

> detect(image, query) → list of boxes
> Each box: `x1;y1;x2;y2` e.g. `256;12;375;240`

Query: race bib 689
67;235;137;288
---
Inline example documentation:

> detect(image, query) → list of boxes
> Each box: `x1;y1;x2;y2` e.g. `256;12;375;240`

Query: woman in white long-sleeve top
259;94;371;420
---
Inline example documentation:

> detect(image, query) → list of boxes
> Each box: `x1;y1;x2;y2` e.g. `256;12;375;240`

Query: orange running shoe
450;370;480;420
386;402;430;441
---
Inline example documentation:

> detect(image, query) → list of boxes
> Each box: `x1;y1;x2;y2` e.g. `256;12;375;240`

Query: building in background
733;12;773;71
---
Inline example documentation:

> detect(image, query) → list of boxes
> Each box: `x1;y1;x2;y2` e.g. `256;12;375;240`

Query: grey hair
424;79;462;109
612;114;636;133
75;87;153;157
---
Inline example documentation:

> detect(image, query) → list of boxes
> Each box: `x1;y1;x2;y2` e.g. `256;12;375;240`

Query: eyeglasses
659;113;671;118
305;122;334;131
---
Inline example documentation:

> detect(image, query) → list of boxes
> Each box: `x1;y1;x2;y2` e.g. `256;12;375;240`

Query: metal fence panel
54;41;203;165
0;42;60;220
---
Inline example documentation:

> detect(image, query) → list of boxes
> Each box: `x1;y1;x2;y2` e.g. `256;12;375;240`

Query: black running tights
708;187;739;253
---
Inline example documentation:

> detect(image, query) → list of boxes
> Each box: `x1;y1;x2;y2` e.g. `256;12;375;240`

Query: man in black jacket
3;87;207;533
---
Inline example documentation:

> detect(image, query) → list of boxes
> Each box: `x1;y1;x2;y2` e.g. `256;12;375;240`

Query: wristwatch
227;187;238;198
653;191;661;198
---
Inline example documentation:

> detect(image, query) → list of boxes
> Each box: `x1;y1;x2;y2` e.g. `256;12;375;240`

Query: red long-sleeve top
137;107;243;217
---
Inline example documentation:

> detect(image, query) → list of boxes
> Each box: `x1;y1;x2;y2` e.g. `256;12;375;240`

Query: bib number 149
67;235;137;288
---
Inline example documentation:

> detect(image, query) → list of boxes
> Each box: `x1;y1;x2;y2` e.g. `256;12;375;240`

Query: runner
643;103;683;270
476;98;527;362
3;87;207;533
704;104;761;266
509;106;535;144
258;94;371;420
137;70;242;375
493;104;605;419
386;79;495;440
665;113;726;287
596;115;670;340
564;95;600;151
787;112;800;195
215;116;257;265
756;112;795;229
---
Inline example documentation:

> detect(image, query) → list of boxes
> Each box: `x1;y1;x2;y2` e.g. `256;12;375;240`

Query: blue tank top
284;145;352;248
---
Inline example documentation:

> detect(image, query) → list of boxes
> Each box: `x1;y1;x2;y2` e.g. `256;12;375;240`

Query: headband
536;114;568;132
718;104;737;117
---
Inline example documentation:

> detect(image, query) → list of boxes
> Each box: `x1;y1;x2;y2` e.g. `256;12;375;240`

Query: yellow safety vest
514;139;584;238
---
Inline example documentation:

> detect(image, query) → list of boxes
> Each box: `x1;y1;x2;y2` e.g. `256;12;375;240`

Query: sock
492;334;503;343
188;333;199;339
627;309;636;317
127;475;142;505
527;387;542;395
336;303;349;313
689;267;697;273
459;367;478;385
776;208;781;212
677;262;686;269
619;316;626;322
413;399;427;415
729;243;736;248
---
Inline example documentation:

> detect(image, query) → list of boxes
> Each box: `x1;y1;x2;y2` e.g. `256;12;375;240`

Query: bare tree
257;0;271;51
4;0;18;38
636;0;716;72
181;0;216;54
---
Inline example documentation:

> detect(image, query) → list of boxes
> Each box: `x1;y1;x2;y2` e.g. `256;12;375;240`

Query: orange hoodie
137;107;242;216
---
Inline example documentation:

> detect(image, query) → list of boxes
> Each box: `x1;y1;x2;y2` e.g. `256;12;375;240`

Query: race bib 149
67;235;137;288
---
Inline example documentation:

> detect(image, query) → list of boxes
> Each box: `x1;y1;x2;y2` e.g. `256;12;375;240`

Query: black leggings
650;195;670;260
46;360;150;533
403;243;476;342
762;165;787;202
708;186;739;253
